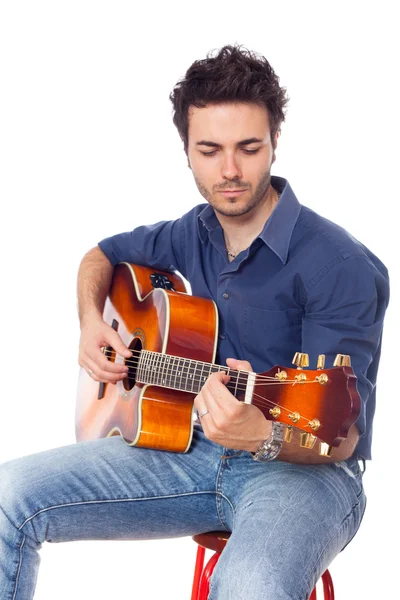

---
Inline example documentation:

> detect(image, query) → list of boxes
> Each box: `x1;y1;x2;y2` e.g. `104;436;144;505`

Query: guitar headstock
253;353;360;456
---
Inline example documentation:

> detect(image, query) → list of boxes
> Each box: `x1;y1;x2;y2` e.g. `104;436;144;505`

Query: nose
221;153;242;181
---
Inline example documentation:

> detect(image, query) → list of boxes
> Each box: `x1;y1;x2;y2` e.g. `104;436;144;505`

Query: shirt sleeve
301;254;389;447
98;217;186;276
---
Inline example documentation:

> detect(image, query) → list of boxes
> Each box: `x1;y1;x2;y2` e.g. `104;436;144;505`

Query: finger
80;345;129;376
84;357;128;383
104;328;132;358
202;371;233;411
226;357;253;372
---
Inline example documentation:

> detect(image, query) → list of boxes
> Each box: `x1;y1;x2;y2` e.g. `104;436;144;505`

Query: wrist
80;309;103;330
251;422;284;462
250;420;273;452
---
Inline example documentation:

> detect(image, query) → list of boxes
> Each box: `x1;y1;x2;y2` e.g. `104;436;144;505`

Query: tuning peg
333;354;351;367
317;354;325;369
292;352;309;369
319;442;333;457
284;425;293;443
300;433;317;449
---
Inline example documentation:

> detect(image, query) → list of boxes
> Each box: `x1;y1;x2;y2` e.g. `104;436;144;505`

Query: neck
222;185;279;257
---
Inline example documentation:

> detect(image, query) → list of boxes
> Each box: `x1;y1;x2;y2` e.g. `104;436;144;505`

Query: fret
138;349;147;383
192;361;204;394
199;361;206;393
141;350;148;384
173;356;180;390
162;354;171;388
155;352;163;387
175;357;185;390
145;350;152;384
136;350;143;381
164;355;172;389
137;350;143;382
204;363;213;380
188;359;196;392
183;358;191;391
158;354;164;387
234;369;240;398
149;351;158;385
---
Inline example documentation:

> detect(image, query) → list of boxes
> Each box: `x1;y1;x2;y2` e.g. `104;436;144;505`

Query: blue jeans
0;422;365;600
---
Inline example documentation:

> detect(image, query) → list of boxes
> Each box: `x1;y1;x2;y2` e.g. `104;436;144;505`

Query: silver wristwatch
252;422;284;462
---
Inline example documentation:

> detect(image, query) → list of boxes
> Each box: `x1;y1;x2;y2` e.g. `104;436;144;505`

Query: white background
0;1;398;598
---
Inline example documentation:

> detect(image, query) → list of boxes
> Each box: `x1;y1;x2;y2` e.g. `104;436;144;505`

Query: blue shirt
99;175;389;460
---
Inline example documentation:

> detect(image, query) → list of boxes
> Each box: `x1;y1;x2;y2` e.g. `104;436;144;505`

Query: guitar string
100;348;320;386
100;349;320;395
102;347;283;381
230;388;316;425
95;351;324;427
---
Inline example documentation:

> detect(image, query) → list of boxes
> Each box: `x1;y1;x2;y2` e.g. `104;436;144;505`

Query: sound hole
123;338;142;391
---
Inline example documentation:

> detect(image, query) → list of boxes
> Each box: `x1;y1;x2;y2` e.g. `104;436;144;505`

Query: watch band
252;422;284;462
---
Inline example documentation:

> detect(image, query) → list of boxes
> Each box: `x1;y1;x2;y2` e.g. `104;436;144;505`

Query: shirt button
222;292;229;299
219;334;226;340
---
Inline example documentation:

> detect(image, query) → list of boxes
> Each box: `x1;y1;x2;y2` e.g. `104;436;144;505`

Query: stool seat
191;531;334;600
192;531;230;553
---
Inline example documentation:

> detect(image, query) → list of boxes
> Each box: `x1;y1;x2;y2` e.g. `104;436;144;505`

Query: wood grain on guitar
75;263;360;455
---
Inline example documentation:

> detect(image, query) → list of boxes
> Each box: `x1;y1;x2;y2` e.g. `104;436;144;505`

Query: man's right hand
78;315;132;384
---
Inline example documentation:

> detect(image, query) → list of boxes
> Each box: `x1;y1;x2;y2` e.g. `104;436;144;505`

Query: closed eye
200;149;260;156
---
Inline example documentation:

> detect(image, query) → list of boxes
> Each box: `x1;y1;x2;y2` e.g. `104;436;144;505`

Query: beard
194;167;272;218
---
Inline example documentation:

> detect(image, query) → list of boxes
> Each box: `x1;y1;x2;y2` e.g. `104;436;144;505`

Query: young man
0;45;389;599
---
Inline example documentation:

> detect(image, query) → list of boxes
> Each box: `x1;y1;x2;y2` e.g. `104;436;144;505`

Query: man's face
187;102;278;218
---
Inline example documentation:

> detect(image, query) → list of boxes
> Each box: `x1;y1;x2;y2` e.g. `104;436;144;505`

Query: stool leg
191;545;206;600
322;569;335;600
198;552;221;600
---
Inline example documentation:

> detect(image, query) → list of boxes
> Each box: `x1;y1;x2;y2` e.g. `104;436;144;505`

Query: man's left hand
194;357;272;452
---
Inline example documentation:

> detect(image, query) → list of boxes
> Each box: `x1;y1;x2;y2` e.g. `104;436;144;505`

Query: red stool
191;531;334;600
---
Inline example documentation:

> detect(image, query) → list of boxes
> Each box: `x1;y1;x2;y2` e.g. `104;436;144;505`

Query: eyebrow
196;137;263;148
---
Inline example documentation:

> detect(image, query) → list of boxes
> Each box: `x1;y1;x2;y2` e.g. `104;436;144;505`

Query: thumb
226;357;253;372
108;328;132;358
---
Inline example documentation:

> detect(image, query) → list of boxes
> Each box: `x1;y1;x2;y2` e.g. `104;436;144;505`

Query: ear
272;131;280;164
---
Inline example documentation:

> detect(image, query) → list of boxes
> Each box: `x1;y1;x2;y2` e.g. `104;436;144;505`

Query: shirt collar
197;176;301;264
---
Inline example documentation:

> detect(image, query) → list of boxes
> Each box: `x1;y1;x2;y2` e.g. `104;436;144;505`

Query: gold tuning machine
319;442;333;457
317;354;325;370
300;433;317;449
333;354;351;367
292;352;309;369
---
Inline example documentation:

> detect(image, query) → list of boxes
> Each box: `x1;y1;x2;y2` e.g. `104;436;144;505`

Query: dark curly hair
169;44;289;154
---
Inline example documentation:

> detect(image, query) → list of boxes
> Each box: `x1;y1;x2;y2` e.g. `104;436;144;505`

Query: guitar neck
137;350;249;400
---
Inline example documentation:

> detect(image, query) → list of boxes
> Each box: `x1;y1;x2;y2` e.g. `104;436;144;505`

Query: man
0;45;389;599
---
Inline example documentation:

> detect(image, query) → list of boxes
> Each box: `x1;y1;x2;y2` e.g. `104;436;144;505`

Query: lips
219;189;247;195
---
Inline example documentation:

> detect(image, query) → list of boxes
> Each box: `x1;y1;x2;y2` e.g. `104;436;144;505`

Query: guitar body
76;263;219;452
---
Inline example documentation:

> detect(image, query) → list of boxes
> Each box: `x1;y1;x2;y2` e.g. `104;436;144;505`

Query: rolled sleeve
98;218;185;275
301;255;389;456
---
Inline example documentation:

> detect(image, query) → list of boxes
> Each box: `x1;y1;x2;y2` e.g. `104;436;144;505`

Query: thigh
209;457;366;600
0;425;228;544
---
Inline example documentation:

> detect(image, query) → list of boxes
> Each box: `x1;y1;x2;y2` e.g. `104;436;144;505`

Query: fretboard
136;350;248;400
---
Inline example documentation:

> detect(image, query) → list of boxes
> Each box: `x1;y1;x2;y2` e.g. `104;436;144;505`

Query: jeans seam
17;490;234;531
215;455;234;531
12;535;25;600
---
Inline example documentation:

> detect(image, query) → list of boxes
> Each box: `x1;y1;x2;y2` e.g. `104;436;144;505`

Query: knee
0;455;39;532
208;548;311;600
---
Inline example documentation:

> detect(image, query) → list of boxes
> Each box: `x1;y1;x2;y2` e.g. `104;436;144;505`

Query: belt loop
358;456;366;474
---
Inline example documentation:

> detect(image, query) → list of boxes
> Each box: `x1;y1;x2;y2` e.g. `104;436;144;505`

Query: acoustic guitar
75;263;360;456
